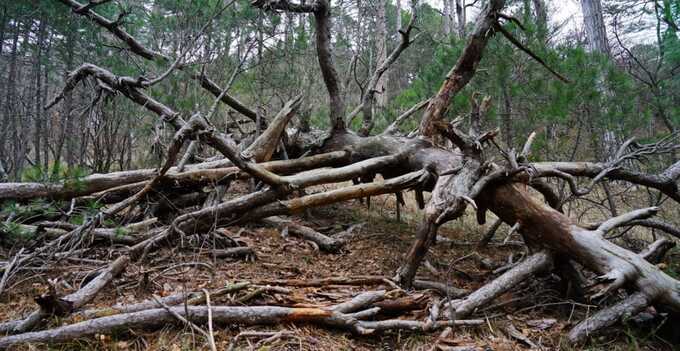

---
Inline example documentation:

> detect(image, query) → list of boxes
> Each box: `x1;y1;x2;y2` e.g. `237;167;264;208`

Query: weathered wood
263;217;346;252
412;280;469;298
418;0;505;138
73;282;251;320
478;218;503;247
483;185;680;310
8;223;146;245
0;306;361;348
1;151;349;202
449;252;553;319
2;255;129;334
0;303;484;348
567;292;649;345
238;170;426;222
640;238;675;264
331;290;387;313
242;95;302;162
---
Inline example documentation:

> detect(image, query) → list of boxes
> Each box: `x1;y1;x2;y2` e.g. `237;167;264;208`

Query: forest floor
1;182;679;351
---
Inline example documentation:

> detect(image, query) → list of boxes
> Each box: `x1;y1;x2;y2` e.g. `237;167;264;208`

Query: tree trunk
42;39;51;171
375;0;388;109
580;0;610;56
13;20;31;179
455;0;466;39
396;0;402;30
532;0;547;40
443;0;452;35
34;17;47;169
313;0;346;132
62;20;77;169
501;83;512;149
1;20;20;179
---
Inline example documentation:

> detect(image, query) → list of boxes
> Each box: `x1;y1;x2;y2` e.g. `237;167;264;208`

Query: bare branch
354;14;419;136
383;99;430;135
494;23;570;83
251;0;320;13
58;0;259;123
595;207;659;234
57;0;165;60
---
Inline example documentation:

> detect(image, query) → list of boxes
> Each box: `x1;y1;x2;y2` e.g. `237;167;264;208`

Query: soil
1;183;678;350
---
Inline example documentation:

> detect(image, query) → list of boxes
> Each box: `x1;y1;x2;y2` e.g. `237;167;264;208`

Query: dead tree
1;0;679;346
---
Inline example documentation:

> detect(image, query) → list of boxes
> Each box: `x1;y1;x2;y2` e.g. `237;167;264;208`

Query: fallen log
73;282;251;320
0;305;360;348
1;150;350;203
373;294;429;314
448;252;553;319
0;303;482;348
263;217;346;252
331;290;387;313
567;292;650;345
412;280;469;298
211;247;255;259
0;158;230;201
0;255;129;334
7;223;149;245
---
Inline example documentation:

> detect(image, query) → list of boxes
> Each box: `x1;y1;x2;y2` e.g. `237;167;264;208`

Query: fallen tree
1;0;679;347
0;289;484;349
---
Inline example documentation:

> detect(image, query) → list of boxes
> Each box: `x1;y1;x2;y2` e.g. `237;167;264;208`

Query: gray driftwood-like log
263;217;346;252
8;222;149;245
242;95;303;162
73;282;251;320
447;252;553;319
567;292;650;344
0;255;129;334
0;297;483;349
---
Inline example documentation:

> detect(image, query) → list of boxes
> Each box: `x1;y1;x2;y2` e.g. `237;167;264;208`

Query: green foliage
1;199;60;221
1;201;19;217
114;227;129;238
0;221;33;243
21;162;89;184
69;214;86;226
66;200;104;226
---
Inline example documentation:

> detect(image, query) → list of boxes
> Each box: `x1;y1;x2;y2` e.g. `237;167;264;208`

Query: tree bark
396;0;402;31
1;19;19;179
419;0;503;138
501;83;513;148
314;0;346;132
580;0;610;56
63;20;77;168
33;18;47;169
455;0;466;39
375;0;389;108
532;0;547;40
